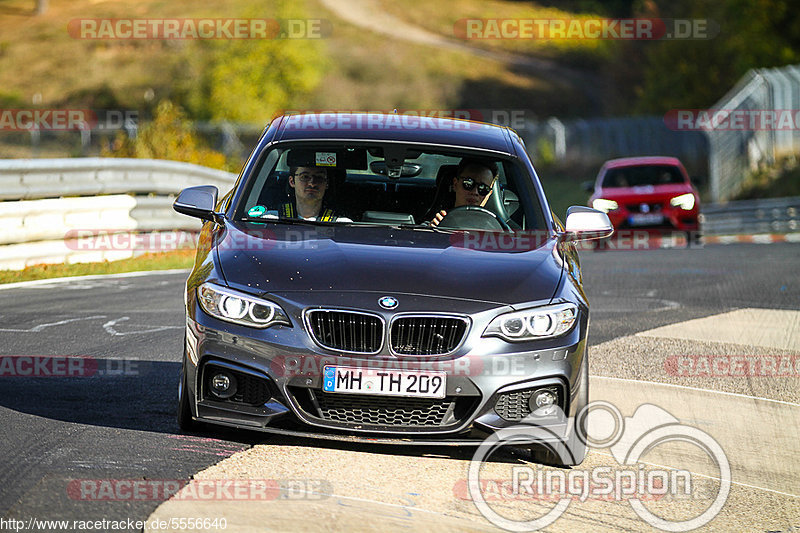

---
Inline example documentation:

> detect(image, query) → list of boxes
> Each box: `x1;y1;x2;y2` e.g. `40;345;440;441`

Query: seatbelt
280;202;296;218
318;208;337;222
280;203;337;221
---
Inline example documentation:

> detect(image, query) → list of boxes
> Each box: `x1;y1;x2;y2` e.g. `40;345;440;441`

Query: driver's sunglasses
460;177;492;196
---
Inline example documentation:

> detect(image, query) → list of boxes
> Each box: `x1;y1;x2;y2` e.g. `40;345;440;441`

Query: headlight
197;282;291;329
670;193;696;210
484;303;577;342
592;198;618;213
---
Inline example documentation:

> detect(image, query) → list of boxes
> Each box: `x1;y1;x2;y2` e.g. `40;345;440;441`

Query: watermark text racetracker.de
666;354;800;377
63;229;328;253
466;401;731;531
0;109;137;131
68;18;332;39
0;517;228;532
0;355;150;378
63;228;702;255
267;350;573;380
454;18;718;40
67;478;331;501
665;109;800;131
278;109;532;130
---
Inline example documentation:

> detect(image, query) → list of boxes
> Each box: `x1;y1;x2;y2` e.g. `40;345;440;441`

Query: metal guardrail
701;196;800;235
0;157;235;200
0;158;236;270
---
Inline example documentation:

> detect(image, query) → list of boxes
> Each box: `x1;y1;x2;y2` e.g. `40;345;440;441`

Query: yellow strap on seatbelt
319;208;336;222
281;203;296;218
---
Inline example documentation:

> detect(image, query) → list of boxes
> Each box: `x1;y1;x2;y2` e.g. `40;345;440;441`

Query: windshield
234;143;545;231
602;165;685;188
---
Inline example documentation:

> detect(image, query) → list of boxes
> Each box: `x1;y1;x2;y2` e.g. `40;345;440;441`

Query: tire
529;351;589;466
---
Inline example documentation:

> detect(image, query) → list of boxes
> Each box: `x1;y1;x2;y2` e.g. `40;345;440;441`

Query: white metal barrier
0;157;235;200
0;158;236;270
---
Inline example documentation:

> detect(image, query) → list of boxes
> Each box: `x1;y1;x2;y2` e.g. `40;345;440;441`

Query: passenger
280;166;351;222
430;159;498;226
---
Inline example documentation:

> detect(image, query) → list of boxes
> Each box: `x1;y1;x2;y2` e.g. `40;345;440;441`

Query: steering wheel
436;206;510;231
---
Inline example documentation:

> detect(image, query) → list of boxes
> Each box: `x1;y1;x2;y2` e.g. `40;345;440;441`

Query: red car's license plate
629;213;664;226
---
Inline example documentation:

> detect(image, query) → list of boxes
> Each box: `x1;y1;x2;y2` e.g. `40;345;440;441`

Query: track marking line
102;316;182;336
0;269;190;291
592;450;799;499
592;375;800;408
0;315;106;332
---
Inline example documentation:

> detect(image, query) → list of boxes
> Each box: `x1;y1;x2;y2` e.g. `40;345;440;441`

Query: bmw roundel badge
378;296;398;309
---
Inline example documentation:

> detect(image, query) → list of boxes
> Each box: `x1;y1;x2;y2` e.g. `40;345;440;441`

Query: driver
280;166;351;222
430;158;498;226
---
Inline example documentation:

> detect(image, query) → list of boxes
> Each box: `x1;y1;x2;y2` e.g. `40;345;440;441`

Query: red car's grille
626;202;664;213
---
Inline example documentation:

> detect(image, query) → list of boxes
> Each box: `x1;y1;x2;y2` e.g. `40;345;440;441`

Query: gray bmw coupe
173;113;612;466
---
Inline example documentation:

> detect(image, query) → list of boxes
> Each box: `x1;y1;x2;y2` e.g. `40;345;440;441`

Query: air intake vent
390;316;468;355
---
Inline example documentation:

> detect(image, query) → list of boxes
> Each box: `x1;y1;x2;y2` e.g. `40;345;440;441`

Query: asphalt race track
0;242;798;532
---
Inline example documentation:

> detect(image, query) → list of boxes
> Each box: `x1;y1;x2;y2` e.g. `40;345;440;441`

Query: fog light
529;388;558;416
209;371;237;399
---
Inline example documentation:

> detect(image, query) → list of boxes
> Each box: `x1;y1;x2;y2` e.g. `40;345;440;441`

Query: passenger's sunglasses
460;177;492;196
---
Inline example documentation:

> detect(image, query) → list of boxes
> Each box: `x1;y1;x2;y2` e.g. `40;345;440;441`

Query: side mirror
173;185;220;222
581;180;595;193
563;205;613;241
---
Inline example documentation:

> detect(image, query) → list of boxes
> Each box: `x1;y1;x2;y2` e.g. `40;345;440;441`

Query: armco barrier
701;196;800;235
0;158;236;270
0;157;236;200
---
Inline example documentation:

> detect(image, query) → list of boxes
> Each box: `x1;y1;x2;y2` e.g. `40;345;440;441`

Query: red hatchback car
587;156;700;235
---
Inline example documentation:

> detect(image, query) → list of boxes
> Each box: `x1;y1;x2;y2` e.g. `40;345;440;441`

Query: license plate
629;213;664;226
322;366;446;399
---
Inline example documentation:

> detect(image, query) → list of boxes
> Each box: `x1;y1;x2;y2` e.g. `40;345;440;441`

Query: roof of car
601;156;684;168
272;113;514;153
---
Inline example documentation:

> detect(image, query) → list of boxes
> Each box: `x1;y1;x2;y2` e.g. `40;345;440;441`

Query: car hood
216;222;563;306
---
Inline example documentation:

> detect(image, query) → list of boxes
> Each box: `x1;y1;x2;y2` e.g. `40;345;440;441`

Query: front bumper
607;207;699;231
183;309;588;444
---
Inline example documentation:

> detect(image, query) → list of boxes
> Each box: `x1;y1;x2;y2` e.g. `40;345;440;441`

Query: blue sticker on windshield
248;205;266;217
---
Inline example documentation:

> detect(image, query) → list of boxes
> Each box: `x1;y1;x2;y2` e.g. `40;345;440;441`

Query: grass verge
0;249;195;285
733;160;800;200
